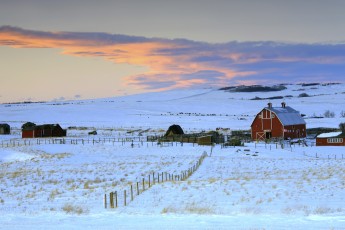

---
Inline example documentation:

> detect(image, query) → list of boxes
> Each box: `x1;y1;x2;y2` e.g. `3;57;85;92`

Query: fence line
0;136;168;148
104;152;208;209
1;136;210;149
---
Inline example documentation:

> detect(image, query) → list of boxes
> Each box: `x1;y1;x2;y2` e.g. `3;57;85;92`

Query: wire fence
104;152;208;209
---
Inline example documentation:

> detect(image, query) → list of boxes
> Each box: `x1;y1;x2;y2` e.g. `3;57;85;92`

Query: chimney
267;102;272;108
281;102;286;108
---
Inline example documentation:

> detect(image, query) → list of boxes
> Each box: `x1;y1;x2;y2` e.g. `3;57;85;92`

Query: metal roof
317;132;342;138
266;106;306;126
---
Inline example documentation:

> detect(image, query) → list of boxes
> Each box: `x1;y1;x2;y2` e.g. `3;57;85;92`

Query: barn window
327;138;343;143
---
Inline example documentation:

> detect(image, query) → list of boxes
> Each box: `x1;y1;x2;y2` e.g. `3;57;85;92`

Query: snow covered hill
1;83;345;132
0;83;345;229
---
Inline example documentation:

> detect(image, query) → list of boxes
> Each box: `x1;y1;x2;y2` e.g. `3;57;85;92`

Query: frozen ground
1;83;345;229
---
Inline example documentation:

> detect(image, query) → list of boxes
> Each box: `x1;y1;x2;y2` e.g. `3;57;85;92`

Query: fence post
131;184;134;201
148;175;151;188
137;182;140;195
104;194;107;209
124;190;127;206
142;178;145;191
110;192;114;208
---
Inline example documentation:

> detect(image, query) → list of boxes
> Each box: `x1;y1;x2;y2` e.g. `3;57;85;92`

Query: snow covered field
1;83;345;229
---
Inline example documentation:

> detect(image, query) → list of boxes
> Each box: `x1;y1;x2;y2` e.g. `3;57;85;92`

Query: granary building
251;102;306;140
22;123;67;138
316;132;345;146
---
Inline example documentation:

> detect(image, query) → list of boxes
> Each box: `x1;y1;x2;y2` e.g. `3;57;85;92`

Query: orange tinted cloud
1;26;345;91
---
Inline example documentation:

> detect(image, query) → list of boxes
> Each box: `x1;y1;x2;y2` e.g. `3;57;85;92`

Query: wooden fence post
131;184;134;201
104;194;107;209
142;178;145;191
148;175;151;188
137;182;140;195
110;192;114;208
124;190;127;206
115;191;118;208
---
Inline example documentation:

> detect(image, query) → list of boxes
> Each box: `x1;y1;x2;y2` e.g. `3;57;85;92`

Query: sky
1;0;345;103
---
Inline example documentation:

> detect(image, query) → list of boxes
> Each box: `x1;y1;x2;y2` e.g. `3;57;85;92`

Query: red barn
22;124;67;138
251;102;306;140
316;132;345;146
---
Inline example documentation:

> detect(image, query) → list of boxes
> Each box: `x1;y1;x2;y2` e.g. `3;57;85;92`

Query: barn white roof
266;106;306;126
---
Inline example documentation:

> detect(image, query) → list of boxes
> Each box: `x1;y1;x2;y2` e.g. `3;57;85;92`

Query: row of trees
323;110;345;118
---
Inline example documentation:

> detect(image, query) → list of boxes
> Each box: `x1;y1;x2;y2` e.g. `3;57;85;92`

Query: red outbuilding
251;102;306;140
316;132;345;146
22;123;67;138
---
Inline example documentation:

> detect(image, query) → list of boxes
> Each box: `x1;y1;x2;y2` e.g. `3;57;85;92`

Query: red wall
22;130;35;138
22;126;66;138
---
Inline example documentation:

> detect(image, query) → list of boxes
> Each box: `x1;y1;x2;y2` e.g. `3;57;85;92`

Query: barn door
265;132;272;139
256;132;265;140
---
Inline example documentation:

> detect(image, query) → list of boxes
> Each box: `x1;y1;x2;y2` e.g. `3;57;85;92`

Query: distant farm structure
251;102;306;141
0;123;10;134
316;132;345;146
22;122;67;138
148;124;225;145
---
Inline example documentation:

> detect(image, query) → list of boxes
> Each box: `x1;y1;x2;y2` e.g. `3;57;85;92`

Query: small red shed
22;123;67;138
251;102;306;140
316;132;345;146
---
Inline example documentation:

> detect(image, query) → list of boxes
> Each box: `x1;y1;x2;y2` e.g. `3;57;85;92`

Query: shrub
226;138;243;146
62;203;89;215
298;93;310;97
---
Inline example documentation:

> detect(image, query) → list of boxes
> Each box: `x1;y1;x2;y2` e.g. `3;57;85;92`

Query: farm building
158;125;223;145
316;132;345;146
22;123;67;138
164;124;184;137
251;102;306;140
0;123;10;134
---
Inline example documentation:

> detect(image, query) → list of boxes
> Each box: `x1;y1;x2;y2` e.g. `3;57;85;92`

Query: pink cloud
1;26;345;91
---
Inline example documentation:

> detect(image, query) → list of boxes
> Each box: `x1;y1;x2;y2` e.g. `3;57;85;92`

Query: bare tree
324;110;335;118
340;111;345;118
339;122;345;133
